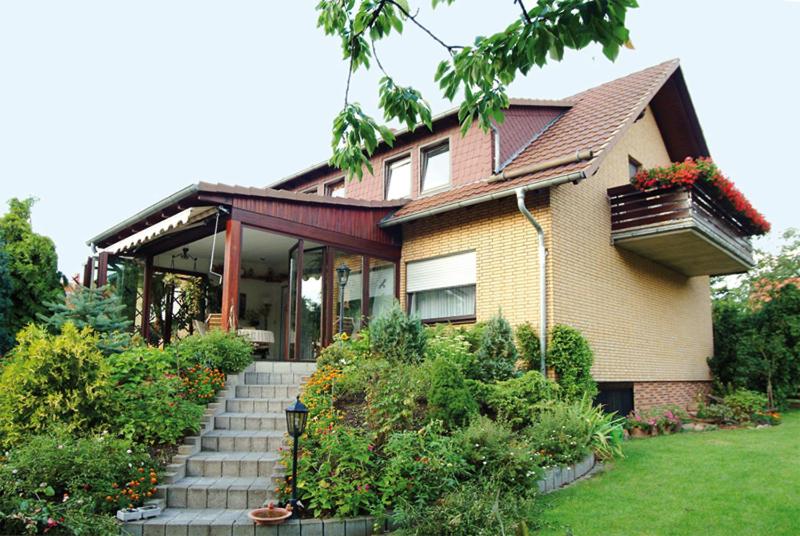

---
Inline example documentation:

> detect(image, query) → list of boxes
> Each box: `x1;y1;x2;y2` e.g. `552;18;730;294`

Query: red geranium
632;157;770;235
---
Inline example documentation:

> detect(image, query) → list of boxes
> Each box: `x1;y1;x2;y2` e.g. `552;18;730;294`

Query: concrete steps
122;361;315;534
214;412;287;432
200;430;286;453
163;476;275;509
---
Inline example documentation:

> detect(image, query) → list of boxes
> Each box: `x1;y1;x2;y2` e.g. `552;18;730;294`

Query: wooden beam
96;252;110;287
220;219;243;332
231;207;401;260
82;256;93;288
293;240;304;360
361;256;370;326
142;256;154;340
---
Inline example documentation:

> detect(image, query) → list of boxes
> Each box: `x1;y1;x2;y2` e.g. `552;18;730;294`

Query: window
302;186;319;195
407;251;476;322
421;141;450;192
628;157;642;180
368;259;396;319
385;156;412;200
325;179;346;198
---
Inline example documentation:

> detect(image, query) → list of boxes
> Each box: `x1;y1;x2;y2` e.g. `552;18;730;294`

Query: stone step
164;477;275;510
186;452;281;478
214;413;286;432
201;430;287;453
121;509;338;536
244;372;309;386
250;361;317;374
235;384;300;399
226;398;294;414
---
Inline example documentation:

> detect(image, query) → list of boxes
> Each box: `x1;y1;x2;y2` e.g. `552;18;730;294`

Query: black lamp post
335;263;351;334
285;396;308;518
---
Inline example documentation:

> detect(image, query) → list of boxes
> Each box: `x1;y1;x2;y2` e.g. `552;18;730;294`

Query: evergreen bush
486;370;558;430
515;322;541;372
473;312;517;382
369;302;426;364
427;357;477;427
0;323;110;445
546;324;597;400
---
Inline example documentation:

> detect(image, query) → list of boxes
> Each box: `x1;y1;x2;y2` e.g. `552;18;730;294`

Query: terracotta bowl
247;507;292;525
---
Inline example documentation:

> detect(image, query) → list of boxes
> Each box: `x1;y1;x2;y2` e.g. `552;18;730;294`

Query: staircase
123;361;315;536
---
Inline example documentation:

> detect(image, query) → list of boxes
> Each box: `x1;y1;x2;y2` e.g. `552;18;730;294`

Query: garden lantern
336;263;351;334
285;396;308;518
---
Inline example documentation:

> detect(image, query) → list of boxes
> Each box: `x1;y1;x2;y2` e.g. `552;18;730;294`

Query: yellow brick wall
400;190;551;330
550;106;712;382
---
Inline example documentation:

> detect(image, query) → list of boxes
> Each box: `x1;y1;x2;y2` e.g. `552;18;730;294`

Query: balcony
608;184;755;276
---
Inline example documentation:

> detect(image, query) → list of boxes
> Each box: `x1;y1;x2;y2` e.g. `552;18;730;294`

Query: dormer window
385;155;412;200
421;141;450;193
325;179;345;198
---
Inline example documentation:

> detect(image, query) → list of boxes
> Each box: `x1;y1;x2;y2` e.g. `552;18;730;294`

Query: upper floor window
325;179;345;198
302;186;319;195
385;156;412;200
421;141;450;193
628;157;642;180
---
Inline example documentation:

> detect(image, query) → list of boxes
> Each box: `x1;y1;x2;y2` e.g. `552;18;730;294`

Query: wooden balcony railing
607;183;754;275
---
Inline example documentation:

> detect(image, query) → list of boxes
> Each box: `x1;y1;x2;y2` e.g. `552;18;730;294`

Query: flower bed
631;157;770;235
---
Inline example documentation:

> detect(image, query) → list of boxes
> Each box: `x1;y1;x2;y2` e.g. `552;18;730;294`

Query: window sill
420;315;476;326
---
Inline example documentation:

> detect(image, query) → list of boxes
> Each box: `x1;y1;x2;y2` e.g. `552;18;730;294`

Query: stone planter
116;508;142;522
536;452;596;494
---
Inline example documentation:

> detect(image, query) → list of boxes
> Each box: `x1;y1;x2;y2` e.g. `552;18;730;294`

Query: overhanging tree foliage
0;198;63;343
316;0;638;178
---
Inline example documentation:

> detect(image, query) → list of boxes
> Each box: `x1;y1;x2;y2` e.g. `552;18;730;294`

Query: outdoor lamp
336;263;351;334
285;396;308;518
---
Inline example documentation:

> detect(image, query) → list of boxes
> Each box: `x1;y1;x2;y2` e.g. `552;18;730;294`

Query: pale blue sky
1;0;797;275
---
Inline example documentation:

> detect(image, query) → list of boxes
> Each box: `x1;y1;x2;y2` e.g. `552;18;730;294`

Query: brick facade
400;190;551;330
549;106;713;383
634;381;712;410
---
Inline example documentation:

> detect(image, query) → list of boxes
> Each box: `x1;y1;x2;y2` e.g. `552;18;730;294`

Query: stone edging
537;452;596;494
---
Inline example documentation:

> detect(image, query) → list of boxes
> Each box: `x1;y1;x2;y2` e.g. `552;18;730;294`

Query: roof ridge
568;58;681;101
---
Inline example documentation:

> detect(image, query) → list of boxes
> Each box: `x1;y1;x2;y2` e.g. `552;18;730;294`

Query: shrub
38;285;133;355
473;313;518;382
105;376;204;445
173;329;253;373
516;322;542;372
0;429;158;524
366;362;430;438
525;399;594;467
455;416;540;492
546;324;597;400
0;323;110;445
391;480;538;536
427;357;477;427
627;405;686;434
379;421;468;510
722;389;768;422
486;371;558;430
369;302;426;364
180;365;226;404
291;425;381;519
317;333;366;369
106;346;177;384
424;324;476;373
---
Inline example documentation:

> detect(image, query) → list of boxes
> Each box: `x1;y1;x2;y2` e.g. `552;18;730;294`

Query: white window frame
419;137;452;194
384;154;412;200
324;177;346;198
406;251;477;323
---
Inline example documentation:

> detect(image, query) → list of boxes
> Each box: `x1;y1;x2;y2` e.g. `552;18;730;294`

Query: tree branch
515;0;533;24
386;0;464;55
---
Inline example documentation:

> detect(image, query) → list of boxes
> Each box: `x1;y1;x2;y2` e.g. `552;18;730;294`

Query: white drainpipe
515;188;547;375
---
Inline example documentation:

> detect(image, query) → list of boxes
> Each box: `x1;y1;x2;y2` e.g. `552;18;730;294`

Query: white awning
102;206;217;255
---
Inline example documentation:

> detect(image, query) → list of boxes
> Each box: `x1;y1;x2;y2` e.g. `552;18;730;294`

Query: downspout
515;188;547;376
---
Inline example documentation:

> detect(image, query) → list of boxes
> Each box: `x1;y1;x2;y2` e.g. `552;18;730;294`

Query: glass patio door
286;241;324;361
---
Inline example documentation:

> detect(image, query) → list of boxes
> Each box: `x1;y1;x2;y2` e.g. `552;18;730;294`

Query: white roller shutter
407;251;476;293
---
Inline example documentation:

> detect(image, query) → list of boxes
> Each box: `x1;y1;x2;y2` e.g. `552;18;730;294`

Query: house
86;59;764;412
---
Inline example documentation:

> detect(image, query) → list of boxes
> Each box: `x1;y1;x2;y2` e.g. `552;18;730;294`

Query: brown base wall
634;381;711;410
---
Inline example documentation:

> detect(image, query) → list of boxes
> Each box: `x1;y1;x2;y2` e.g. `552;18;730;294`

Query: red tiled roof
383;59;682;224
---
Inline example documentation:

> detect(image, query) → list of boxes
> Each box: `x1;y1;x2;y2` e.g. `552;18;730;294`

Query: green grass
537;411;800;536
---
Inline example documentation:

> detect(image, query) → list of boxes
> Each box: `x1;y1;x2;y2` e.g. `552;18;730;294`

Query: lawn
537;411;800;536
